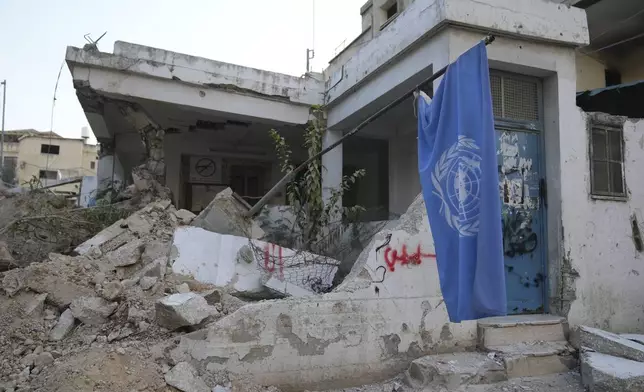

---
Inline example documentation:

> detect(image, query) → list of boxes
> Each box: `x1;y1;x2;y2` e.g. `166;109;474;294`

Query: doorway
491;71;547;314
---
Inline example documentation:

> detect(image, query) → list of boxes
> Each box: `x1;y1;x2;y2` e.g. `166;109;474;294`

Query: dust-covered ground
315;372;584;392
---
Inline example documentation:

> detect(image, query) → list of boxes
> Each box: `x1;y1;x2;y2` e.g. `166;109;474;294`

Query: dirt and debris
0;182;592;392
0;190;256;392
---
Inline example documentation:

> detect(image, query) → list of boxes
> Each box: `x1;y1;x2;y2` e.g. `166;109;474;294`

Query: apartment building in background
1;128;98;193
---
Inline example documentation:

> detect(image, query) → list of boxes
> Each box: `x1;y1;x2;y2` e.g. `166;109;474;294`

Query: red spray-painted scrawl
264;243;284;279
384;244;436;272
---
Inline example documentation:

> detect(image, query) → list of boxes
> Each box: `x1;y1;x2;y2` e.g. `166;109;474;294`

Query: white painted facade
564;112;644;332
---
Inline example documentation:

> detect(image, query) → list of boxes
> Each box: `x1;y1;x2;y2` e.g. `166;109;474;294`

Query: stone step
581;351;644;392
404;352;507;390
478;315;566;349
488;341;576;379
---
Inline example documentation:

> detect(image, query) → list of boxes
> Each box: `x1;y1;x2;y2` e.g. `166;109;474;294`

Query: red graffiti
264;243;284;279
384;244;436;272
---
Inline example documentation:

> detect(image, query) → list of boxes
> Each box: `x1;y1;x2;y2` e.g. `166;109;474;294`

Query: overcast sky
0;0;365;142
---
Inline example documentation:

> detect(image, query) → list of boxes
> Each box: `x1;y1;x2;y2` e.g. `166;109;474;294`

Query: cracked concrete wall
565;111;644;332
171;195;477;390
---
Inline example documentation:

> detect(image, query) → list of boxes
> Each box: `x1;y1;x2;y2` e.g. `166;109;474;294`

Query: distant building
1;129;98;194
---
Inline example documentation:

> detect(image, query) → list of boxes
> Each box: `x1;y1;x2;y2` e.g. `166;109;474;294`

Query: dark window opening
41;144;60;155
590;125;625;198
39;170;58;180
90;161;96;169
605;69;621;87
386;2;398;19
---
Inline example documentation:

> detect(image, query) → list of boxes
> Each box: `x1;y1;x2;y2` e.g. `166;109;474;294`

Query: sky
0;0;365;143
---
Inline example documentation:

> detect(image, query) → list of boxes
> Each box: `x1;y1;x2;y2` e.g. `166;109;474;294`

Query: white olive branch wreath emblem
431;135;481;237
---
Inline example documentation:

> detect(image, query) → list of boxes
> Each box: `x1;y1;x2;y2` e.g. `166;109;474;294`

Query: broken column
96;140;125;195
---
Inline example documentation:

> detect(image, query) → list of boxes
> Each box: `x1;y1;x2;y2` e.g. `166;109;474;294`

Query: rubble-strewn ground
0;193;256;392
0;191;136;270
0;187;592;392
315;372;583;392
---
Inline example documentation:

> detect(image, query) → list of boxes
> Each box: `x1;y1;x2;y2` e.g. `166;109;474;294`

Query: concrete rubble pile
0;185;347;391
172;188;342;298
0;195;284;391
577;325;644;391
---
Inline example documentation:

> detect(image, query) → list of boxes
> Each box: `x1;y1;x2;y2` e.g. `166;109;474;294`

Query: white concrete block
170;227;339;296
581;351;644;392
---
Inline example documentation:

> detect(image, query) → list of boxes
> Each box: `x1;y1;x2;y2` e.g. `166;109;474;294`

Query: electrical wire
46;60;65;172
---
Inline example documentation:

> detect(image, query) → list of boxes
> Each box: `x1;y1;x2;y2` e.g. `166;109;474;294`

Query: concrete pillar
322;129;343;208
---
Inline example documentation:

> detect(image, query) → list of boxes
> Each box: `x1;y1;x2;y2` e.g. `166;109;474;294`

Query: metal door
491;72;546;314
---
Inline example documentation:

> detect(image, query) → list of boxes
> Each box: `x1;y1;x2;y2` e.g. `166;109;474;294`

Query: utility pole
0;80;5;178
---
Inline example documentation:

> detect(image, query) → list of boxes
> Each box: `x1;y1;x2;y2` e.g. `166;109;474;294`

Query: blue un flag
417;41;506;322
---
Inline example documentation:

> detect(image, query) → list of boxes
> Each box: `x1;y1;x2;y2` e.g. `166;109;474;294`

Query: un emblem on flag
432;135;482;237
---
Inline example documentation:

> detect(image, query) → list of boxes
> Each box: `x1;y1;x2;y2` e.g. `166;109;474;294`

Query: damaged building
23;0;643;390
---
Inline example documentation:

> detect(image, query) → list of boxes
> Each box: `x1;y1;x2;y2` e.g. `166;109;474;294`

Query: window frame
588;115;627;201
380;0;401;30
90;161;96;170
38;170;58;180
40;144;60;155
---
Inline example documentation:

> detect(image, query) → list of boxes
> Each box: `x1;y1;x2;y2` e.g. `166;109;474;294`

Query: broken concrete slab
74;219;127;256
190;187;264;239
49;309;76;341
3;264;95;308
24;293;48;317
581;351;644;391
406;352;506;389
201;288;222;305
622;334;644;346
69;296;118;326
142;240;170;265
125;212;152;236
263;276;315;297
170;227;339;296
579;325;644;363
170;195;478;391
174;209;196;225
140;276;158;290
106;239;144;267
99;281;123;301
164;362;210;392
155;293;218;330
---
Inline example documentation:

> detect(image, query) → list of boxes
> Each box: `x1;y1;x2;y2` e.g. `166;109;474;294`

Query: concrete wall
576;52;606;92
325;0;588;130
565;111;644;332
389;131;421;215
616;46;644;84
171;195;477;390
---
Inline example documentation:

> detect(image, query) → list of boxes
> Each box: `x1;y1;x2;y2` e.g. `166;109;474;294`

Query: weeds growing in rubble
0;187;133;269
267;107;366;255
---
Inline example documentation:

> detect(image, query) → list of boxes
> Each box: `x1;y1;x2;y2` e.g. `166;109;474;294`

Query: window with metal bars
490;74;540;122
590;124;626;198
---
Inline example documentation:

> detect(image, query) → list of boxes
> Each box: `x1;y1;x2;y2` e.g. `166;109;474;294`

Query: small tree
268;106;365;253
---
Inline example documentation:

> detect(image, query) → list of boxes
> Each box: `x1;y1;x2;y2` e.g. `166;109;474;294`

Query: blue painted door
496;129;546;314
